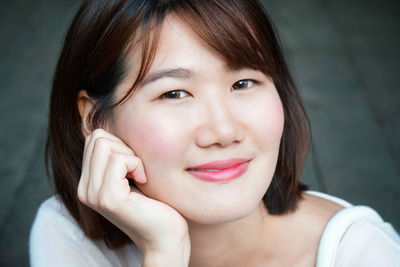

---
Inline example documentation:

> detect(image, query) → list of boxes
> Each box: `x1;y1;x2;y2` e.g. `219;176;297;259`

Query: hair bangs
172;0;279;78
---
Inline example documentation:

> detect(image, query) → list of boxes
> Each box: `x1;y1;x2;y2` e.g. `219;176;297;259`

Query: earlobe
77;90;94;137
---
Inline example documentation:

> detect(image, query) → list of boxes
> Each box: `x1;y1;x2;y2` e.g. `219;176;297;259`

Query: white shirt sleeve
29;197;142;267
335;217;400;267
316;204;400;267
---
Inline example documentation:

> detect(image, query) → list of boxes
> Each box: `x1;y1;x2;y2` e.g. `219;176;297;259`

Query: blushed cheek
249;96;285;143
122;118;185;163
269;98;285;138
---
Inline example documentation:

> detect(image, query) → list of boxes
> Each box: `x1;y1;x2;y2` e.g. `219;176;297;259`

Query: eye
159;90;190;100
232;79;259;90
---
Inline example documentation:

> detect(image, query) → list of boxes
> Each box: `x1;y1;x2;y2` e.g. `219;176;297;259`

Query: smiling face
109;16;285;224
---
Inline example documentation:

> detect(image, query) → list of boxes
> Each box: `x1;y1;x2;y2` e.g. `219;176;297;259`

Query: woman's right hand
77;129;190;266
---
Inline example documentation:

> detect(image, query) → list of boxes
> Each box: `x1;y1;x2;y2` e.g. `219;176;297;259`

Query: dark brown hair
47;0;310;249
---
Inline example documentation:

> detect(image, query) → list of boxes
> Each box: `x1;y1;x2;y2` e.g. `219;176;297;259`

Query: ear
77;90;94;137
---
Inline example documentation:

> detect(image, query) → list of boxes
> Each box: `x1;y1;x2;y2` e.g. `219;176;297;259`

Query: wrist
142;237;191;267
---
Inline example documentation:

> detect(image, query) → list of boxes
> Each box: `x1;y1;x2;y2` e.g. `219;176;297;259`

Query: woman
30;0;400;266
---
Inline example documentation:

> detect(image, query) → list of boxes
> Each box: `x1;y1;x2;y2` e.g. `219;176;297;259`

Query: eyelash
231;79;259;91
158;90;190;100
158;79;259;100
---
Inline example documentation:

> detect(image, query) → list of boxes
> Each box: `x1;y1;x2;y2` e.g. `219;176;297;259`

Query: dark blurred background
0;0;399;265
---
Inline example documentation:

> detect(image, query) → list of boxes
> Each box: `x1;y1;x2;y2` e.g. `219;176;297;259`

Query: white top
307;191;400;267
29;191;400;266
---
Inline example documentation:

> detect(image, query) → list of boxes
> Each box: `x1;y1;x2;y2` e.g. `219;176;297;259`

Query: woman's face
109;17;284;224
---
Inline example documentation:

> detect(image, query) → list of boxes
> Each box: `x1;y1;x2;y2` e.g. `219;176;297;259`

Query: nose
195;97;245;148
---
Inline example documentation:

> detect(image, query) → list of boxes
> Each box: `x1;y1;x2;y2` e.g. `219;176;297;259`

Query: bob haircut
47;0;310;248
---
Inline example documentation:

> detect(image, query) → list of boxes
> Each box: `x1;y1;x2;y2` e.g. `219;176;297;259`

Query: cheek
245;94;285;143
130;121;174;158
119;112;189;166
266;98;285;137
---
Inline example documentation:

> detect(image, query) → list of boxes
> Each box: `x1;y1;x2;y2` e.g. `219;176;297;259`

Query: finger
83;129;132;176
89;136;135;177
126;156;147;184
92;128;127;144
79;128;138;204
87;138;136;200
77;135;92;203
99;153;142;204
80;131;103;198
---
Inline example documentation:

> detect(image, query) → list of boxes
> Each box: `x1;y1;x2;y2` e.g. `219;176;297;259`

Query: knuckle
93;128;105;135
130;156;140;168
98;194;115;212
86;194;98;208
77;189;86;204
127;147;136;156
109;153;123;163
91;129;105;141
94;137;109;151
84;134;91;144
77;182;87;203
127;149;136;158
98;197;110;210
133;156;141;164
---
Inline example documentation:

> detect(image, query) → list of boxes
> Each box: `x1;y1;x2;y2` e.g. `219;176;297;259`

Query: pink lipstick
186;158;250;182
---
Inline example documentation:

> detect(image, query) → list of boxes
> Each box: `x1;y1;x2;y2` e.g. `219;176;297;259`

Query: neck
187;201;288;267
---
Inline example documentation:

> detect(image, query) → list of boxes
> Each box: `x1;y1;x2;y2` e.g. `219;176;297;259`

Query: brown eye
232;79;258;90
159;90;189;100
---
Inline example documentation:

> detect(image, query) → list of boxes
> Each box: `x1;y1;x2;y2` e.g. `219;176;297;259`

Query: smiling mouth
186;158;250;182
186;168;220;172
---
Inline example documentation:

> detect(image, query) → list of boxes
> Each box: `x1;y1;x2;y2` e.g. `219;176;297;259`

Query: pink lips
186;158;250;182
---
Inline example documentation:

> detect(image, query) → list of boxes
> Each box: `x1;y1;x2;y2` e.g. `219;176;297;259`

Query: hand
77;129;190;266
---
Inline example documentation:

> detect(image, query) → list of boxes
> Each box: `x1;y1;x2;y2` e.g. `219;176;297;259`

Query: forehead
157;17;228;67
122;16;227;82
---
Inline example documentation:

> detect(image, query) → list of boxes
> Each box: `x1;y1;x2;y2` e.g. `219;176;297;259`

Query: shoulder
295;192;400;266
282;191;346;265
30;196;142;267
30;196;87;246
295;191;347;239
310;193;400;267
30;196;82;245
31;196;77;226
334;211;400;266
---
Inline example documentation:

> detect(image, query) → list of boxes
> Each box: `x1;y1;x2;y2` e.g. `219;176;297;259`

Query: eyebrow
141;68;193;86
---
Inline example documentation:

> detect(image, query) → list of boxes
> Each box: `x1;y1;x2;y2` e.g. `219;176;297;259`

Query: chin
181;194;265;226
187;211;254;226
